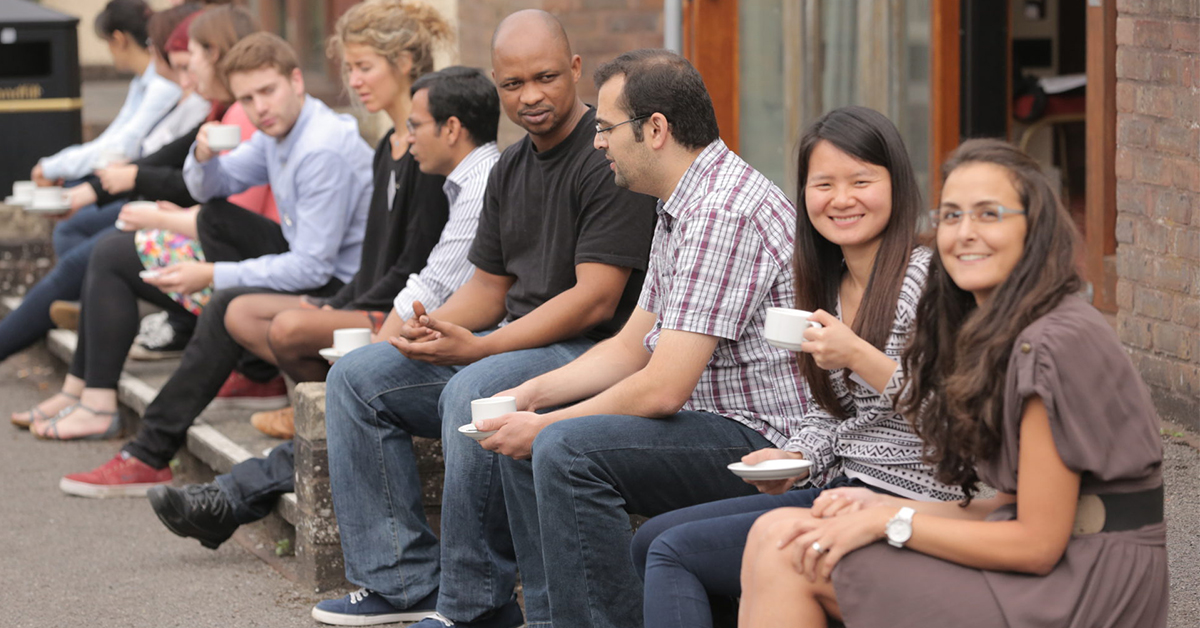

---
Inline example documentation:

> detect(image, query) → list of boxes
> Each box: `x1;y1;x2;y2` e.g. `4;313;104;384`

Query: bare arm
426;267;514;332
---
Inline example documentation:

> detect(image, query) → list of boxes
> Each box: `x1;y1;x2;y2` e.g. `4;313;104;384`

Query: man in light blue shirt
58;32;374;498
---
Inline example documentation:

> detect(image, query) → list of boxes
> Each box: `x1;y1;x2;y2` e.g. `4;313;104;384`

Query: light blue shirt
183;96;374;292
40;59;181;180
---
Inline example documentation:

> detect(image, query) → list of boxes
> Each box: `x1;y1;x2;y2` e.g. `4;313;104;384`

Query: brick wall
456;0;664;148
1114;1;1200;431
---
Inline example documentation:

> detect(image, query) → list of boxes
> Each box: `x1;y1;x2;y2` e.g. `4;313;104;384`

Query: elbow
1014;542;1067;576
581;296;621;330
644;388;692;418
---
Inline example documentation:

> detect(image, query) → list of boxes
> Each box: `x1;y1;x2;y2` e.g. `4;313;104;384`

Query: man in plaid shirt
473;49;807;628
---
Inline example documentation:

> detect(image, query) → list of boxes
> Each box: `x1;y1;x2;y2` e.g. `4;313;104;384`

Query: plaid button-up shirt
638;139;809;447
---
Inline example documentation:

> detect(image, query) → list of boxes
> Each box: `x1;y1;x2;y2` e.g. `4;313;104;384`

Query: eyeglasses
929;205;1026;227
405;118;437;134
595;114;649;135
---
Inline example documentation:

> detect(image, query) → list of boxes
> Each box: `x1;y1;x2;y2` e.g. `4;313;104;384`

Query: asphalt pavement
1;344;1197;627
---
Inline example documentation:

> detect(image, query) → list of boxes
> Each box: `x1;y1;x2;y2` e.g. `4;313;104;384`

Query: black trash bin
0;0;81;196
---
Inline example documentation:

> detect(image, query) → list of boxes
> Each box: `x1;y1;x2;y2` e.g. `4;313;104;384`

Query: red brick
1118;247;1154;282
1172;228;1200;259
1171;21;1200;53
607;11;659;34
1153;120;1199;156
1118;16;1137;45
1135;85;1176;117
1117;214;1137;244
1172;158;1200;192
1117;147;1136;180
1155;257;1193;292
1136;219;1171;253
1178;296;1200;327
1117;82;1138;113
1117;181;1151;215
1118;279;1136;309
1153;189;1194;223
1120;314;1156;349
1117;0;1153;15
1133;353;1177;389
1117;48;1152;81
1118;115;1154;148
1135;19;1173;49
1135;153;1173;185
1154;323;1194;359
1148;52;1183;84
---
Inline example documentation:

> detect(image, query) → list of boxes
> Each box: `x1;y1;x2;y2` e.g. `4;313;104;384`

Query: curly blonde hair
327;0;454;84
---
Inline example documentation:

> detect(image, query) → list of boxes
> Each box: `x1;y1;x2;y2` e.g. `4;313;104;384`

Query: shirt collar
445;141;498;190
658;138;729;220
275;95;314;158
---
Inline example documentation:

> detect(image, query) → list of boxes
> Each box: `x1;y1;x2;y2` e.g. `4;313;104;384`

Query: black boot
148;483;240;549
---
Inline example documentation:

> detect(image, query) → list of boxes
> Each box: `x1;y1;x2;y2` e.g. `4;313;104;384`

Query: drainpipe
664;0;683;53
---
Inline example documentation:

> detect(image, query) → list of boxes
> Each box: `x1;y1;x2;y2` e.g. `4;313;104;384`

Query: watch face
887;520;912;543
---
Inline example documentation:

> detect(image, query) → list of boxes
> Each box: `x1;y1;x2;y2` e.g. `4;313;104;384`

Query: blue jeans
498;411;774;628
631;476;881;628
215;441;295;524
0;201;122;362
324;337;593;619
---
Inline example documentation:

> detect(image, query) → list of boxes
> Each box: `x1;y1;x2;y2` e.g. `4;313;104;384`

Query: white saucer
765;338;805;352
5;195;31;206
319;347;345;364
458;423;498;441
25;203;71;214
727;459;812;481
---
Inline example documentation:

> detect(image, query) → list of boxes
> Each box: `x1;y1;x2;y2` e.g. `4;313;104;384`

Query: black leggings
70;230;192;389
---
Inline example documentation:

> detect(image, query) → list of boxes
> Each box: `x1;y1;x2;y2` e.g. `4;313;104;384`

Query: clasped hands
767;488;898;583
387;301;489;366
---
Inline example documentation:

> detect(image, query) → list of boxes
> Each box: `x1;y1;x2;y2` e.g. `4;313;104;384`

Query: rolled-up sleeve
211;150;354;291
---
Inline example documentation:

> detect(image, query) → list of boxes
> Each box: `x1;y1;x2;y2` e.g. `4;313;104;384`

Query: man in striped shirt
145;67;500;548
476;49;808;628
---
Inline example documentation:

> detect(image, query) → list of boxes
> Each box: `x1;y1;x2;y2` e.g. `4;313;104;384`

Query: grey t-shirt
468;107;657;342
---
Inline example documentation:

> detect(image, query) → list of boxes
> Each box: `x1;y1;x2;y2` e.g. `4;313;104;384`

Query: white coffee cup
12;180;35;202
30;186;68;209
470;396;517;426
207;124;241;151
763;307;823;352
333;328;372;353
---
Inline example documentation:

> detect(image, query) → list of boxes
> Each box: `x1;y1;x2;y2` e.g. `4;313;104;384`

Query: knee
265;309;306;356
631;518;674;576
528;421;583;477
224;295;253;343
51;221;76;255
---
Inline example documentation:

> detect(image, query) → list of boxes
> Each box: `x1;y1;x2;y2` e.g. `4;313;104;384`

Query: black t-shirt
468;107;656;341
324;130;449;311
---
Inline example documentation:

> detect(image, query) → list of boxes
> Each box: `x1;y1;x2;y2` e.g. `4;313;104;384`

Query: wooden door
1085;0;1118;311
682;0;740;152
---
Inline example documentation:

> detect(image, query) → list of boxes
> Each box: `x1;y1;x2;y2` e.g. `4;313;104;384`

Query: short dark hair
95;0;152;49
593;49;719;150
220;32;300;83
411;66;499;145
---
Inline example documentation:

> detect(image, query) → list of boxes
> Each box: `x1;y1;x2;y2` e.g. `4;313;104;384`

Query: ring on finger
811;541;829;554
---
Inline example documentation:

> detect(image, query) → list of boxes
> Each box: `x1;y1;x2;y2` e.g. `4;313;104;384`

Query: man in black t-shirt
310;10;657;628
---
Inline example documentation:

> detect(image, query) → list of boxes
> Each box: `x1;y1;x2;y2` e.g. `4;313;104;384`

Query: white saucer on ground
727;459;812;481
319;347;344;364
458;423;498;441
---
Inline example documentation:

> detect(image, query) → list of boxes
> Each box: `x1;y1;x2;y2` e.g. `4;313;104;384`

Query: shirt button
1020;343;1031;353
284;215;293;227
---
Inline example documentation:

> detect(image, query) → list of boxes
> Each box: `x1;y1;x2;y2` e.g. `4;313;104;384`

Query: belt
1073;485;1163;535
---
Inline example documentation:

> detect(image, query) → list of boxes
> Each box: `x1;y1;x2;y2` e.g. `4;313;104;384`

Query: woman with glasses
630;106;960;628
738;139;1167;628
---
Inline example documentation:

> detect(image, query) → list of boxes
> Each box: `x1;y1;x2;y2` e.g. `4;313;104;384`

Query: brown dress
831;296;1169;628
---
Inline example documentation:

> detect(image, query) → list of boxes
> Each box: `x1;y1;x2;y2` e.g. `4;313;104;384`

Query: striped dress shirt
392;142;500;320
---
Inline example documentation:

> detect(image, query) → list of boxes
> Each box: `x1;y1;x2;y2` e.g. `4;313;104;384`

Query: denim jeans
497;411;774;628
631;476;880;628
0;201;122;362
215;441;295;524
324;337;593;619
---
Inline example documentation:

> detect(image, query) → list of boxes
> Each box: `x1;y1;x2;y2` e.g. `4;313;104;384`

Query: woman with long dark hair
739;139;1167;628
630;106;959;628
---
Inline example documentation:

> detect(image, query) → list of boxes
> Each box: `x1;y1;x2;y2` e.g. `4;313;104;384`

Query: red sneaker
60;452;172;498
208;372;289;411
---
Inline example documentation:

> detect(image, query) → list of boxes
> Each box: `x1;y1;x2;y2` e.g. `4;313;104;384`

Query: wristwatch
885;506;916;548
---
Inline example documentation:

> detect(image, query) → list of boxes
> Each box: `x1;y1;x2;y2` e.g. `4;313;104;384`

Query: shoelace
421;612;454;627
185;484;232;518
349;588;371;605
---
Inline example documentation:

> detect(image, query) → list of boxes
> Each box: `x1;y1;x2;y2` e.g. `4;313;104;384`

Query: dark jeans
0;201;122;362
632;476;894;628
123;202;341;469
216;441;295;524
498;412;774;628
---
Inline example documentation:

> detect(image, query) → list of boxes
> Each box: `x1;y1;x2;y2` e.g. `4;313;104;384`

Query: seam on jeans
365;380;453;407
340;365;414;607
